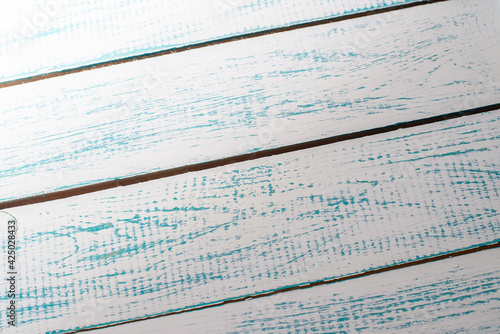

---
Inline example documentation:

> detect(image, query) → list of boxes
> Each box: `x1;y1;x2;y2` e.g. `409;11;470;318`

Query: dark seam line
0;0;449;89
66;241;500;333
0;102;498;210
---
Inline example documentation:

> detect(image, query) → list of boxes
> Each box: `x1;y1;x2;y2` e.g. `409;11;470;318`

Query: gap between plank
1;102;498;210
65;241;500;333
0;0;448;89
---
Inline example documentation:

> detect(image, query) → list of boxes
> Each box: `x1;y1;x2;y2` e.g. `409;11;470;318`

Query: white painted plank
0;0;425;83
91;247;500;334
1;0;499;203
2;110;499;332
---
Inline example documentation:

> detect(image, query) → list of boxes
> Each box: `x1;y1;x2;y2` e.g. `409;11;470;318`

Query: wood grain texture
91;247;500;334
0;0;426;83
1;0;499;203
3;110;499;333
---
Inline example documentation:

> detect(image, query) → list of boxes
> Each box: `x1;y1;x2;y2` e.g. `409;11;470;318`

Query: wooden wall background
0;0;499;333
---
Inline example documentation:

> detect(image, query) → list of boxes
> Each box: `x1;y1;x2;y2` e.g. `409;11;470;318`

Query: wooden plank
3;110;499;332
90;247;500;334
0;0;428;84
1;0;499;203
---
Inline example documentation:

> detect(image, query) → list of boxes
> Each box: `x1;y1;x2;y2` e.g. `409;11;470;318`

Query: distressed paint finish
3;111;499;332
0;0;426;83
92;248;500;334
1;0;499;203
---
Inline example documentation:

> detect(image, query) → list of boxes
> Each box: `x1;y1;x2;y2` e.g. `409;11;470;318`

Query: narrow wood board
92;247;500;334
1;0;499;203
3;110;499;332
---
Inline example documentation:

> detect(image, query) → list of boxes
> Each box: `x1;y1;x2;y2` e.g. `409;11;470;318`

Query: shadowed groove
65;240;500;333
1;102;498;210
0;0;448;89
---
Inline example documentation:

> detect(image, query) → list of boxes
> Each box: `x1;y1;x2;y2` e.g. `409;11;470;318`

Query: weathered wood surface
0;0;426;84
1;0;499;203
3;110;499;332
92;247;500;334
